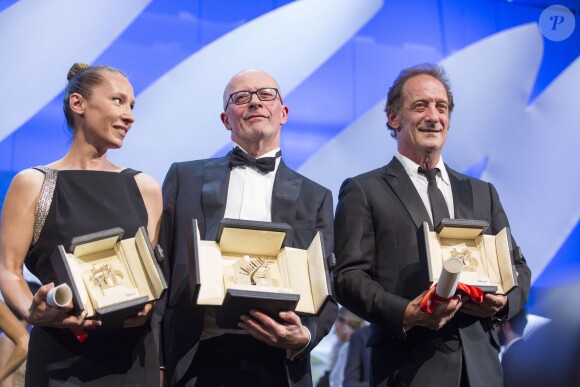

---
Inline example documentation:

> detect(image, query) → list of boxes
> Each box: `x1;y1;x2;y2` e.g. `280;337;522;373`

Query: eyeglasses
225;88;281;109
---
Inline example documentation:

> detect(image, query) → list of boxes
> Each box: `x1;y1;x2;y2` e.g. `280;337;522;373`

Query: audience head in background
220;69;288;158
384;63;454;169
335;307;366;343
317;308;366;387
498;307;527;347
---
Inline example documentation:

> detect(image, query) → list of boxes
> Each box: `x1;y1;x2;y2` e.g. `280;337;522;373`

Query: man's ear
220;112;232;131
69;93;85;115
280;105;289;125
387;109;399;129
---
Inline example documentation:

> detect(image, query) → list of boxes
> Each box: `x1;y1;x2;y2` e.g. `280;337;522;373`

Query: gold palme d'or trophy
84;260;141;309
233;255;276;287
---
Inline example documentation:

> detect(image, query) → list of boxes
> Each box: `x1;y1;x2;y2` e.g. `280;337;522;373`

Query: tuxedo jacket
333;157;531;387
157;152;337;386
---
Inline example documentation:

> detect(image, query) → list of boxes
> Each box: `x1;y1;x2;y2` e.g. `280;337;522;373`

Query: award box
188;218;333;329
418;219;518;294
50;227;167;328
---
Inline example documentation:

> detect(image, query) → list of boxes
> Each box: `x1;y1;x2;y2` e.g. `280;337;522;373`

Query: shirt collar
395;152;451;187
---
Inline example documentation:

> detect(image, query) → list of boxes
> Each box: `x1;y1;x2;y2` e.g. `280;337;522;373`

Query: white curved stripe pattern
298;97;395;199
110;0;383;182
0;0;152;142
443;24;579;283
487;57;579;283
441;24;543;171
300;24;574;282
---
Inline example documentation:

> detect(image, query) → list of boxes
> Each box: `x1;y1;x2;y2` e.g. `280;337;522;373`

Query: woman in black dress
0;63;162;386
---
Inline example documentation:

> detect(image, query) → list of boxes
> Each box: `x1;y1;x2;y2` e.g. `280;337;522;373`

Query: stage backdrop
0;0;578;317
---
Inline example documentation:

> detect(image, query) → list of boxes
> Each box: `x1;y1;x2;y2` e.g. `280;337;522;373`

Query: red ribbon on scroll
420;282;484;313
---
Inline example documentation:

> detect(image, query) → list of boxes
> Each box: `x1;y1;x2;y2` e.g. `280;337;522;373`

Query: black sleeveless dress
24;169;159;386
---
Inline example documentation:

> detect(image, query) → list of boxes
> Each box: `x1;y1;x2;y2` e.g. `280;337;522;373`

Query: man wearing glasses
157;69;337;386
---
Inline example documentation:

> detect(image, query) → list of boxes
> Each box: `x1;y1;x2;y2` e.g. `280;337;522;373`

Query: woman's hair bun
67;63;90;81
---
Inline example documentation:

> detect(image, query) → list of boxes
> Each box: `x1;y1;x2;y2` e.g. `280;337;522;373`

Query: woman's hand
26;283;101;330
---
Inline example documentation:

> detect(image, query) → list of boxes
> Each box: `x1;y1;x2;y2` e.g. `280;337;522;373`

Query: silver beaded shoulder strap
31;166;58;246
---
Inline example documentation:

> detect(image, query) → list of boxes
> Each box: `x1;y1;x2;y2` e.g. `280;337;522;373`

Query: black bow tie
229;147;281;173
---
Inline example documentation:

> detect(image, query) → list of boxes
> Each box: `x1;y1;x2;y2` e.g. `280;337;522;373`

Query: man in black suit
333;63;531;386
343;324;371;387
498;307;528;387
157;69;337;386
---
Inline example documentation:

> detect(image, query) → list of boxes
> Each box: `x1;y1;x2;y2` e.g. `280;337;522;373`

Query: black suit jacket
343;325;371;387
501;338;527;387
157;152;337;386
333;157;531;387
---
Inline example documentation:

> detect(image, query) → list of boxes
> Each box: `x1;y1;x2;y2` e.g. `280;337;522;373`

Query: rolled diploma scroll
436;257;463;299
46;283;73;309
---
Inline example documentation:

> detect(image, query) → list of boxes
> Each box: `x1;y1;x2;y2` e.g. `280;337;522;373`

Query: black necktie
418;167;450;228
229;147;281;173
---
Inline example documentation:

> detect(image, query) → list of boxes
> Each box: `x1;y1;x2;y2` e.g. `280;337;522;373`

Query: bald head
222;69;282;110
220;69;288;157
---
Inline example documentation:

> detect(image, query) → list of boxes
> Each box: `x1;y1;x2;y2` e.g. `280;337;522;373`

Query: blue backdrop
0;0;578;317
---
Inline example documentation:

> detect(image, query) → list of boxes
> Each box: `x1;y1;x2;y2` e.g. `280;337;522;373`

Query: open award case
418;219;518;294
50;227;167;329
188;218;333;329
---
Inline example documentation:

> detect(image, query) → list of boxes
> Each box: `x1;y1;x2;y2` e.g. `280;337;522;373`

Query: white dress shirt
203;145;282;340
224;145;281;221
